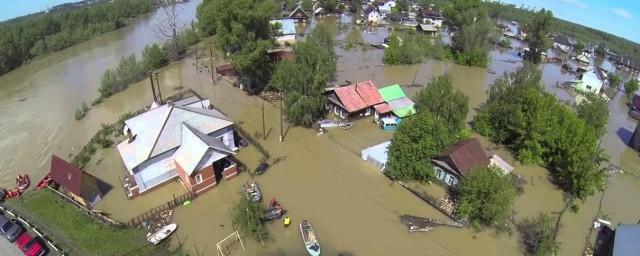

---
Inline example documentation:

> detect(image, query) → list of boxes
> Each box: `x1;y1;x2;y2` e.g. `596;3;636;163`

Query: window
195;174;203;184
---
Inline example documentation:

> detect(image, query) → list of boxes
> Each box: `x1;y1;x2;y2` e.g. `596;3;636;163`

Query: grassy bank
10;190;161;256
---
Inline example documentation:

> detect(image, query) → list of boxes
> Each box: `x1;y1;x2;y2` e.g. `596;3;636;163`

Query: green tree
576;94;609;136
385;112;460;181
473;64;607;200
457;166;516;226
445;0;494;67
319;0;338;12
196;0;279;92
268;24;336;127
414;75;469;131
301;0;313;10
624;79;639;95
518;213;560;256
141;44;169;71
574;42;585;54
608;74;622;88
383;35;403;64
395;0;409;12
231;195;268;242
524;9;553;64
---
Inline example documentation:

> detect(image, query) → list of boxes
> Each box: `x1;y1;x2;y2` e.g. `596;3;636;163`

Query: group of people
3;174;31;199
270;197;291;228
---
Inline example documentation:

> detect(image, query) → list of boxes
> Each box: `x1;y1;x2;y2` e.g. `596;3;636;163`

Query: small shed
361;141;391;171
416;24;438;36
50;155;110;209
378;84;416;118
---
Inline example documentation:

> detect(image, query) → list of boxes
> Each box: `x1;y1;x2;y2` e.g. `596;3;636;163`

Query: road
0;236;22;256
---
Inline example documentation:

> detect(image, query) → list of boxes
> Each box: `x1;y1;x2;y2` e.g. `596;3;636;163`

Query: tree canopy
518;213;560;256
0;0;154;76
231;194;268;242
385;75;469;181
624;79;639;95
473;64;607;200
576;94;609;137
196;0;279;91
457;166;516;226
444;0;494;67
383;32;451;65
524;9;553;64
268;24;336;127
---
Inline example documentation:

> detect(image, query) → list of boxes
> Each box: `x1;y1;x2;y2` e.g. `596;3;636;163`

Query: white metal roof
117;103;233;172
174;123;235;175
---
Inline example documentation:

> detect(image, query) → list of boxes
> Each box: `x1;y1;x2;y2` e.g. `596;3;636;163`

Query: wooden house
49;155;110;209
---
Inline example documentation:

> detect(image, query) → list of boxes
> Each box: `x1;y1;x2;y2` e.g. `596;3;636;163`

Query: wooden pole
210;39;215;86
262;102;266;140
195;47;199;73
154;72;163;104
149;74;157;103
279;91;283;142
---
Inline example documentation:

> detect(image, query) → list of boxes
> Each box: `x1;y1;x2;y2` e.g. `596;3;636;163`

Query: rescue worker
283;216;291;228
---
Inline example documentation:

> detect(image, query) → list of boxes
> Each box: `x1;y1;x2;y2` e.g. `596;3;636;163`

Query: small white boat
300;220;320;256
147;223;177;245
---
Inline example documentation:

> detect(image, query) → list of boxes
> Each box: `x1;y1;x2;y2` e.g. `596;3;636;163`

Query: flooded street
0;0;202;186
1;9;640;256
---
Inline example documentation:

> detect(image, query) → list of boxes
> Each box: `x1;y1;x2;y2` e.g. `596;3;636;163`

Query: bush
74;101;90;120
231;195;268;242
518;213;560;256
624;79;639;95
383;33;450;65
141;44;169;71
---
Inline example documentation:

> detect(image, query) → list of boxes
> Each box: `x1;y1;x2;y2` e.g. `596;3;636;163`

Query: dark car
1;219;25;242
0;215;9;230
254;162;269;175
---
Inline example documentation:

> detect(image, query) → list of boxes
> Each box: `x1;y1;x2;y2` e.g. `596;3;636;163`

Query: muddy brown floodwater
1;10;640;256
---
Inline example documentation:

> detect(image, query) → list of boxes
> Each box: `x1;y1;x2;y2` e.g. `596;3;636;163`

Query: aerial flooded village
1;0;640;255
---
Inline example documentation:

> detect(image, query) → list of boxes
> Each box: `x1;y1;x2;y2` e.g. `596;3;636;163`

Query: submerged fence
126;191;197;228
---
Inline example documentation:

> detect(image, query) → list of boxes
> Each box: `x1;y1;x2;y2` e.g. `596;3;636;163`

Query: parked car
1;219;25;242
15;233;32;251
22;236;47;256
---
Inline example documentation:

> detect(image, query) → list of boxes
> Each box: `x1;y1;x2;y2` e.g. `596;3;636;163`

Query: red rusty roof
374;103;392;113
439;138;490;176
49;155;102;198
333;81;383;113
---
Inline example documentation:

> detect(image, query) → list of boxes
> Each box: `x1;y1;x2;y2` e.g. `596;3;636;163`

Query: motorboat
300;220;320;256
147;223;177;245
242;181;262;202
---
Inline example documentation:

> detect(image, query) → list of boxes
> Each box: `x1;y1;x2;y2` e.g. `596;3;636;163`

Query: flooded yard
0;9;639;256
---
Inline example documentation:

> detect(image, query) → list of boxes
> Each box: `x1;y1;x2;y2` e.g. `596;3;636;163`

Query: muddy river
1;8;640;256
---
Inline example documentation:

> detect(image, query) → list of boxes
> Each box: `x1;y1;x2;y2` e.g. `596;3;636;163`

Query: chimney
127;128;135;143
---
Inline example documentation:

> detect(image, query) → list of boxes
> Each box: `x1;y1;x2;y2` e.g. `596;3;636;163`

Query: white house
364;6;381;25
553;35;574;53
379;1;396;14
117;98;239;198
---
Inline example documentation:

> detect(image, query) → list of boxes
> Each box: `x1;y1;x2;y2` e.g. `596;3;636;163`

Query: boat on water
147;223;177;245
242;181;262;202
264;198;286;221
300;220;320;256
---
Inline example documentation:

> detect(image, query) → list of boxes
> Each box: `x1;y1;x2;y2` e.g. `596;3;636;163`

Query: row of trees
97;27;198;99
385;75;469;181
383;32;451;65
473;64;608;200
0;0;155;76
268;24;337;127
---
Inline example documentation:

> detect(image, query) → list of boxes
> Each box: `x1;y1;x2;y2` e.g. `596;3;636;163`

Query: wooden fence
126;191;197;228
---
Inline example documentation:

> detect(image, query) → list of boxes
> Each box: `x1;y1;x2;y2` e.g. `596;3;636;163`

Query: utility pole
149;73;157;103
262;102;266;140
154;72;163;104
279;91;284;142
210;39;215;86
195;47;198;73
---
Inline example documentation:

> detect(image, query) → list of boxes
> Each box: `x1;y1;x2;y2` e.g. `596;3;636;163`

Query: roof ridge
148;106;175;159
174;105;233;122
183;123;235;155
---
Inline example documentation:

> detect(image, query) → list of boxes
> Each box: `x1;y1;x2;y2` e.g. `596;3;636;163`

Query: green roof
378;84;406;102
393;105;416;118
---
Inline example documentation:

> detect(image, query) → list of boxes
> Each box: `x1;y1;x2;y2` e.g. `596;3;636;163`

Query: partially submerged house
568;69;604;94
364;5;381;26
418;9;443;28
288;5;310;23
326;81;384;119
431;139;491;187
270;19;297;46
416;23;438;36
553;35;574;53
361;141;391;171
375;84;416;121
50;155;110;209
117;98;239;198
616;55;640;73
378;0;396;13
